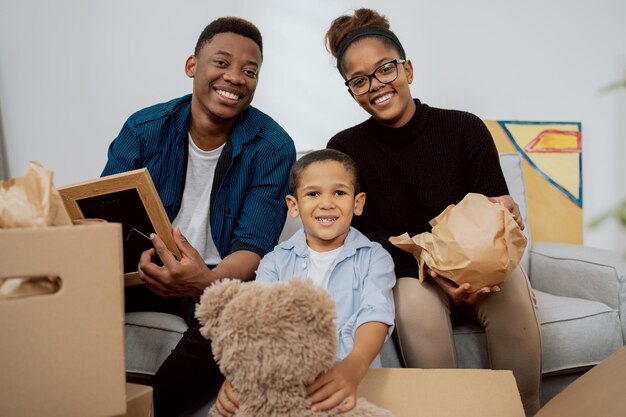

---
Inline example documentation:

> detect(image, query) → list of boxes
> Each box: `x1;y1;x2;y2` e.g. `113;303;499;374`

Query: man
102;17;295;417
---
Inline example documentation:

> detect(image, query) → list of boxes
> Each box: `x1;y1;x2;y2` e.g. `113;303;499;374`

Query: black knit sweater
327;99;509;278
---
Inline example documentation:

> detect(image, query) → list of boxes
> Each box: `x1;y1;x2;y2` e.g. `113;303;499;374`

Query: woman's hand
215;380;239;417
488;195;525;230
428;268;500;305
306;356;367;413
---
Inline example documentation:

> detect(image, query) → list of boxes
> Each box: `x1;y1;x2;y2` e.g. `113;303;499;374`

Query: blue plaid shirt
102;94;296;258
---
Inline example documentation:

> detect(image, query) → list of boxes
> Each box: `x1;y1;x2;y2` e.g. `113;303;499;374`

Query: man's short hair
194;17;263;57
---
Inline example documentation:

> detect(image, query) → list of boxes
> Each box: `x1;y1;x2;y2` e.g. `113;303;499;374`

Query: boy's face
286;160;365;252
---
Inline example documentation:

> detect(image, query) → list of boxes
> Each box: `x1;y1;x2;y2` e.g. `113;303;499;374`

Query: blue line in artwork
497;120;583;208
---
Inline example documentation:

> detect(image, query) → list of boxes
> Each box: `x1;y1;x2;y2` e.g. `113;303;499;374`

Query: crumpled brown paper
389;193;527;293
0;161;72;228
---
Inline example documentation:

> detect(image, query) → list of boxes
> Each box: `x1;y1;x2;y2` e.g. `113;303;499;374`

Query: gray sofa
125;152;626;415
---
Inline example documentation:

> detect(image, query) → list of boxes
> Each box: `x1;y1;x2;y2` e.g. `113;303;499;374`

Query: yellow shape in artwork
526;129;581;153
501;123;581;202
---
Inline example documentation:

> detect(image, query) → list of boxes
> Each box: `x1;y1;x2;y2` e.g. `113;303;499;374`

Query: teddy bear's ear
195;278;242;339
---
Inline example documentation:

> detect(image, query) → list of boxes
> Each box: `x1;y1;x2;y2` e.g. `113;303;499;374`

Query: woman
325;8;541;416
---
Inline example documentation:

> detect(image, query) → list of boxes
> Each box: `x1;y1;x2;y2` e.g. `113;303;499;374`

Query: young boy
214;149;395;416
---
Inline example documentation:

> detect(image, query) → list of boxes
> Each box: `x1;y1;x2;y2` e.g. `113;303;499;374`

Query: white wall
1;0;625;252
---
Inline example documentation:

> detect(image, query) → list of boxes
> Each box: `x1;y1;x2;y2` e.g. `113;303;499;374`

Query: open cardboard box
358;368;525;417
536;345;626;417
0;223;126;417
120;383;153;417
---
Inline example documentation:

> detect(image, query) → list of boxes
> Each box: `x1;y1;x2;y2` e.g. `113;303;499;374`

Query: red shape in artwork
525;129;582;153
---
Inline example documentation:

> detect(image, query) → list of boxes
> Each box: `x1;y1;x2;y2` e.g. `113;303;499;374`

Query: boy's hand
306;356;368;413
215;380;239;417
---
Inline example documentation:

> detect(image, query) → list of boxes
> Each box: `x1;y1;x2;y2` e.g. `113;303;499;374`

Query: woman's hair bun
326;8;390;58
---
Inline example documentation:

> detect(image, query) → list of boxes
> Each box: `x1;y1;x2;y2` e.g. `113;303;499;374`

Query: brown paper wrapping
0;161;72;228
389;193;527;293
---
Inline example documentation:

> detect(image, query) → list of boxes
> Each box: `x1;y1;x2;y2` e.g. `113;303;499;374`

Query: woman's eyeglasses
344;59;406;96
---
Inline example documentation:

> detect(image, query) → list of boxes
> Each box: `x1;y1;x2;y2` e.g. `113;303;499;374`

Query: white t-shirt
172;133;224;265
307;245;344;289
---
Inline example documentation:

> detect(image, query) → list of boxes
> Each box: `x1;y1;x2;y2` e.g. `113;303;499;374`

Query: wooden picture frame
58;168;181;286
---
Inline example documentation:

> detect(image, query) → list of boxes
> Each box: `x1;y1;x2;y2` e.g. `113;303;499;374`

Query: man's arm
138;228;261;298
102;122;142;176
212;250;261;282
225;140;296;257
138;139;294;297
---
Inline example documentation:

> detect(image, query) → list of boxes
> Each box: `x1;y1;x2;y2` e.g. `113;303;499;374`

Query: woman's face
342;37;415;128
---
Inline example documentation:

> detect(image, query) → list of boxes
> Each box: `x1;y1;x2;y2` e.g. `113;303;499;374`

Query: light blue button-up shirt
255;227;396;367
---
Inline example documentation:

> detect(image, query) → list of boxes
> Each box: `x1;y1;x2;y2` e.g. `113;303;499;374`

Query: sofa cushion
125;312;187;375
453;290;621;374
125;290;622;378
536;290;622;374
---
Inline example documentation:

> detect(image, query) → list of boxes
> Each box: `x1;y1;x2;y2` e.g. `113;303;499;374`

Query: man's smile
216;89;242;101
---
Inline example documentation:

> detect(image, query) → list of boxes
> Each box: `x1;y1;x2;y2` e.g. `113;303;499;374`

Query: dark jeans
125;285;224;417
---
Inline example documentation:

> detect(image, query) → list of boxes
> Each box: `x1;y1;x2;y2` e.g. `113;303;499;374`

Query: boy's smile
317;216;338;225
286;160;365;252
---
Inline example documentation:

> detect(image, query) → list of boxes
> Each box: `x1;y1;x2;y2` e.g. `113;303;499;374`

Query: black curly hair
194;16;263;57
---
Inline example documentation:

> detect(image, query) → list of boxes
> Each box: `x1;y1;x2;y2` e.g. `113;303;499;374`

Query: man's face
185;32;262;122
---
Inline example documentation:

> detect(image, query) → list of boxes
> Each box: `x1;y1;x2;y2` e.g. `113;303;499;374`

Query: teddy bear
195;277;395;417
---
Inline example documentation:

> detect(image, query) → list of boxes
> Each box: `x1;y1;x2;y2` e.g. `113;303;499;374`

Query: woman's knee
394;277;452;335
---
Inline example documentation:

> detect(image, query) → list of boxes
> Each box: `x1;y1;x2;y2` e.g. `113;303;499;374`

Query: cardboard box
536;345;626;417
119;383;153;417
358;368;525;417
0;223;126;417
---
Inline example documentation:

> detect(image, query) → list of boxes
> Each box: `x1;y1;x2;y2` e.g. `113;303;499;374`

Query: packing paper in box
389;193;527;293
0;161;71;228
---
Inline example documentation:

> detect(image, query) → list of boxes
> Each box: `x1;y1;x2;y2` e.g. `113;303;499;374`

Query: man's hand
215;380;239;417
306;356;367;413
488;195;525;230
138;227;216;298
429;268;500;305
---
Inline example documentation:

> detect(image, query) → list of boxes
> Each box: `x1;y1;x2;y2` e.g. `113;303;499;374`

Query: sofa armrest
529;242;626;307
529;242;626;339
